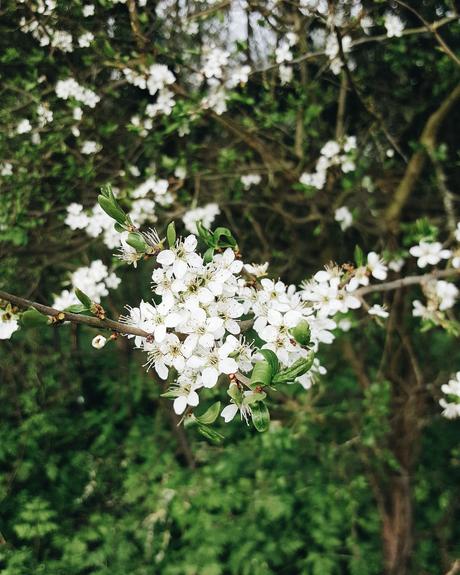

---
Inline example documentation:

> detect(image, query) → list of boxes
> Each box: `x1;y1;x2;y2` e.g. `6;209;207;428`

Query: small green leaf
65;304;88;313
161;390;179;399
213;227;237;248
97;195;127;225
197;424;224;444
114;222;127;233
196;221;215;246
166;222;176;247
354;245;364;267
251;360;273;387
289;320;311;346
259;349;279;375
126;232;147;252
272;353;315;384
203;247;215;263
75;288;92;309
195;402;221;425
20;308;48;327
251;402;270;432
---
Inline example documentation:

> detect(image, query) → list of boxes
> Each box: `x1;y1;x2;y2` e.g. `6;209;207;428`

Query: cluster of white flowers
123;64;176;117
19;17;73;52
300;136;356;190
202;47;230;80
65;203;122;248
37;104;53;127
325;33;353;75
64;175;176;247
240;174;262;189
16;119;32;135
117;229;392;419
53;260;120;310
412;279;458;320
440;372;460;419
0;162;13;177
384;12;405;38
201;87;228;116
182;203;220;234
78;31;94;48
81;140;101;155
408;230;460;320
55;79;100;108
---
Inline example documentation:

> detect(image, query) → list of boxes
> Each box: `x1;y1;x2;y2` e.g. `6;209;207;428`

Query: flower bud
92;335;107;349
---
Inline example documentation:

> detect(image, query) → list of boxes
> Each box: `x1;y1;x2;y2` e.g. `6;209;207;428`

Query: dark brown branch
384;83;460;230
0;290;150;338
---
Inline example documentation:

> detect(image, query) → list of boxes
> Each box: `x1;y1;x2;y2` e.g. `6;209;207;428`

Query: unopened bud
92;335;107;349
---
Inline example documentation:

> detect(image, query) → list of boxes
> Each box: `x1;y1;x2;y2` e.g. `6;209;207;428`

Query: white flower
241;174;261;189
367;252;387;280
435;280;458;311
320;140;340;158
1;162;13;176
65;203;89;230
334;206;353;231
455;222;460;242
368;304;389;319
202;47;229;79
81;140;101;155
156;235;203;278
244;262;269;278
275;42;292;64
92;335;107;349
187;337;238;388
389;258;404;272
221;403;239;423
56;78;100;107
439;374;460;419
279;64;293;85
221;387;257;424
0;309;20;340
172;380;200;415
78;32;94;47
409;241;451;268
17;119;32;134
82;4;95;17
384;12;405;38
182;203;220;234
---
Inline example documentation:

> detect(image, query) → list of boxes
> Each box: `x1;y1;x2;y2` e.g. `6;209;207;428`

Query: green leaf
272;353;315;384
213;227;237;248
354;245;364;267
166;221;176;247
114;222;127;233
20;307;48;328
197;424;224;444
250;360;273;387
97;195;127;225
203;247;215;264
196;221;215;246
289;320;311;346
65;304;88;314
195;401;221;425
126;232;147;253
259;349;279;375
251;402;270;432
75;288;92;309
161;390;179;399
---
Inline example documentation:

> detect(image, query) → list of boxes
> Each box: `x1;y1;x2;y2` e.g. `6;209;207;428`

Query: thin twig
356;268;460;297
